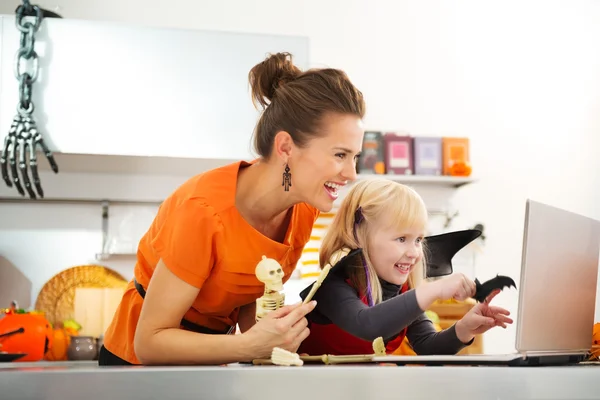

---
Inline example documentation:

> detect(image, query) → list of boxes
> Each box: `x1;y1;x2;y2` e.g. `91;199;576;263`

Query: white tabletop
0;361;598;400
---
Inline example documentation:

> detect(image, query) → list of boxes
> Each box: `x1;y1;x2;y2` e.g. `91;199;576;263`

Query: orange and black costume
298;230;483;356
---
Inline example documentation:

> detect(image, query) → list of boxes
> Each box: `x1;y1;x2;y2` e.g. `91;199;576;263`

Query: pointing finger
488;306;510;315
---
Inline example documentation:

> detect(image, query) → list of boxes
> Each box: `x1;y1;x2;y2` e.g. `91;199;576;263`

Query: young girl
298;178;512;356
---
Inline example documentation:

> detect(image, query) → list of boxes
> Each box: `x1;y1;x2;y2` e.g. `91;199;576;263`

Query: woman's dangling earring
282;163;292;192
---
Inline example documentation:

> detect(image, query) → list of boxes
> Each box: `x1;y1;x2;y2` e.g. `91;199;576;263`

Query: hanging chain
0;0;59;199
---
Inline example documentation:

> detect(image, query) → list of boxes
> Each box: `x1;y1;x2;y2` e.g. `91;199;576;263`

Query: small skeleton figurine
255;255;285;322
282;164;292;192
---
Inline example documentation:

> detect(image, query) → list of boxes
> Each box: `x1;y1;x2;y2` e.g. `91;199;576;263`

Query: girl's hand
436;273;476;301
454;290;514;343
415;273;476;310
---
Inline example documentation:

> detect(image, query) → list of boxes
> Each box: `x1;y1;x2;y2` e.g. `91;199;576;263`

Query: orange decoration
374;162;386;174
0;312;53;361
449;161;472;177
589;322;600;360
44;323;73;361
593;323;600;344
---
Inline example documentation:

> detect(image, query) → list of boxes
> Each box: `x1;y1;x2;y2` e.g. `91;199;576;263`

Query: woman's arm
134;259;254;365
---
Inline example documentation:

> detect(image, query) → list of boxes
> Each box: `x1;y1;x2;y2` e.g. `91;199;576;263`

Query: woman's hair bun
249;52;302;108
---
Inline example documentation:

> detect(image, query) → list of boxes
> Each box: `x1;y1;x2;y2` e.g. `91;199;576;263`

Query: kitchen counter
0;361;598;400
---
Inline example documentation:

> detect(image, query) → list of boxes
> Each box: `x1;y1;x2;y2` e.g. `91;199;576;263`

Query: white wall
1;0;600;354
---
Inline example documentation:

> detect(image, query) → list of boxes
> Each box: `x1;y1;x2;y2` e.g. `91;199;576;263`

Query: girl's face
366;220;425;286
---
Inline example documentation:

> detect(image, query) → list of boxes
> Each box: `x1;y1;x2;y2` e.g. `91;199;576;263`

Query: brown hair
248;52;366;158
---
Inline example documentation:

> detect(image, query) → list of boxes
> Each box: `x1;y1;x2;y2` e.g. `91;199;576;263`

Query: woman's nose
341;159;357;182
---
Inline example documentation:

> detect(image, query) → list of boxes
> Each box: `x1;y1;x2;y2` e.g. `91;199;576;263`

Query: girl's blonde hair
320;177;428;304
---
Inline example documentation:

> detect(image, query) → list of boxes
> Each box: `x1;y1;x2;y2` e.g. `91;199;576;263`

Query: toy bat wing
424;229;482;278
473;274;517;303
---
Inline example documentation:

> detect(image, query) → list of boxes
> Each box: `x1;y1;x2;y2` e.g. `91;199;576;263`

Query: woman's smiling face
288;113;364;212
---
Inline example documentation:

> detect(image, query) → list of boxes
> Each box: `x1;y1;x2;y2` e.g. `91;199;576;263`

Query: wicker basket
34;265;128;326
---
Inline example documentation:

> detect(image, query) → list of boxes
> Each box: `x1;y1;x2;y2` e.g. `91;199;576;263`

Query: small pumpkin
589;322;600;360
44;323;72;361
0;311;53;361
449;161;472;177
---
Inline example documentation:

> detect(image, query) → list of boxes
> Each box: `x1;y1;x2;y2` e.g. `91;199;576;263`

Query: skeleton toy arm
0;5;59;199
255;256;285;322
302;248;351;304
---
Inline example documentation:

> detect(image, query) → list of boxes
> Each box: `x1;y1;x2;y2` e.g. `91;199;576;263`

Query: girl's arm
313;273;425;341
405;315;473;355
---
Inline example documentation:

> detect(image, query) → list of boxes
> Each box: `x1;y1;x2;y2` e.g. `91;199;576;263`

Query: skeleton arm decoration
1;115;58;199
302;247;351;304
0;1;60;199
255;255;285;322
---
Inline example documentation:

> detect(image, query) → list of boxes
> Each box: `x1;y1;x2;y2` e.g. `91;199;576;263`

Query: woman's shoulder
168;160;248;210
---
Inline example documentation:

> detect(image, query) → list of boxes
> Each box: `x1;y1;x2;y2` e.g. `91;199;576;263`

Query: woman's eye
336;153;346;159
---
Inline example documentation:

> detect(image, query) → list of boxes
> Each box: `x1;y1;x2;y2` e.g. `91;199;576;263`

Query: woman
99;52;366;365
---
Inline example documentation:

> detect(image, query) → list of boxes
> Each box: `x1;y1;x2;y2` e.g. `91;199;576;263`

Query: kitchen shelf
37;152;238;176
97;201;142;262
355;174;475;188
0;197;161;206
95;253;137;261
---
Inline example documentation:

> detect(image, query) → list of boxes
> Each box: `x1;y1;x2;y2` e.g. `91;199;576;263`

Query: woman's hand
454;290;514;343
241;301;316;359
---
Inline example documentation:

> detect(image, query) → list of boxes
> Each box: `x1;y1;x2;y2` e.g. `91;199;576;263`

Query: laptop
373;199;600;366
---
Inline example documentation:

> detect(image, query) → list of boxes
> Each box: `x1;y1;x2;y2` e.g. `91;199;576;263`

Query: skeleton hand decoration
255;255;285;322
303;247;351;304
271;347;303;366
1;114;58;199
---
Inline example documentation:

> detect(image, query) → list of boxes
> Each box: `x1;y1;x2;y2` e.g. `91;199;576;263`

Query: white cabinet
0;15;309;161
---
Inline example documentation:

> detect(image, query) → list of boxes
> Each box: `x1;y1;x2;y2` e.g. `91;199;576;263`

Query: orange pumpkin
0;312;53;361
589;322;600;360
44;326;71;361
449;161;472;177
592;322;600;340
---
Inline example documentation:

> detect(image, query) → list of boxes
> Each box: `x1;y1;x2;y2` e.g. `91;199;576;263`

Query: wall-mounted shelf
355;174;476;188
95;201;153;262
95;253;137;261
37;152;239;176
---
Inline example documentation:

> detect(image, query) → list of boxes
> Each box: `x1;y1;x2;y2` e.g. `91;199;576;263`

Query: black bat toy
473;274;517;303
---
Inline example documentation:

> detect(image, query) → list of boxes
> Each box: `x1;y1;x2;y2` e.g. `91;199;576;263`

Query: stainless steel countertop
0;361;598;400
